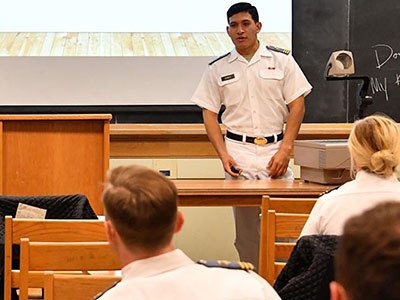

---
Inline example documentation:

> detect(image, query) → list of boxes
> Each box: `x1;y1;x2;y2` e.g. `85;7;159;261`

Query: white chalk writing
372;44;400;69
370;77;389;101
396;74;400;86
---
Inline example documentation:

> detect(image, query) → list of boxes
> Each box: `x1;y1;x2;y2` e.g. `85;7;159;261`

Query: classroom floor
0;32;291;56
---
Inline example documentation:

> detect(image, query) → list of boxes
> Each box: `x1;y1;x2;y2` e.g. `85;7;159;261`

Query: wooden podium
0;114;111;214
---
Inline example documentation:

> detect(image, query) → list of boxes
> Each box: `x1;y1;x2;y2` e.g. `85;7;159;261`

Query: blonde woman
301;115;400;236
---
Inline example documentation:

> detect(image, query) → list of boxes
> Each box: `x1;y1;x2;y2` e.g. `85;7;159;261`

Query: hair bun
369;150;397;176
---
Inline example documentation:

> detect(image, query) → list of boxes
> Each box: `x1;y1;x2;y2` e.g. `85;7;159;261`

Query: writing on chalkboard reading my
370;77;388;101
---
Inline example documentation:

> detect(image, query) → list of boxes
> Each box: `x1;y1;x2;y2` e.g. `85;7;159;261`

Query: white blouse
301;170;400;236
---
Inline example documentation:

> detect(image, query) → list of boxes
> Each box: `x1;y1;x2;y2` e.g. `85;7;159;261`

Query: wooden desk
110;123;353;158
173;179;331;275
174;179;333;206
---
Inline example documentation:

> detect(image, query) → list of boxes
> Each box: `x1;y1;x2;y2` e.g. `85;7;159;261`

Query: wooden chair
258;196;313;284
261;196;317;214
43;272;121;300
4;217;107;300
19;240;120;300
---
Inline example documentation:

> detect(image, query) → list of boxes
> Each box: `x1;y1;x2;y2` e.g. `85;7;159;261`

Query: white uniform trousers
225;138;294;271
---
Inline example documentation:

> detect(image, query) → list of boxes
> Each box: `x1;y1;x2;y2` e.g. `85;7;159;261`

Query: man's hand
267;148;290;178
267;96;305;178
202;109;243;177
221;153;242;177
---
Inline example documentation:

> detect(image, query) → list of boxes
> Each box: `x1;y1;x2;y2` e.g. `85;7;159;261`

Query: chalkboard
349;0;400;121
293;0;400;122
293;0;349;122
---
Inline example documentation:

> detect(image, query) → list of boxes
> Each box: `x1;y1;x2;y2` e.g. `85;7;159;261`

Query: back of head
227;2;259;24
102;165;178;252
348;114;400;176
336;202;400;300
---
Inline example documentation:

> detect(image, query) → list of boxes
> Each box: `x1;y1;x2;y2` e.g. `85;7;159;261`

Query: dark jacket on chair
0;194;97;300
274;235;340;300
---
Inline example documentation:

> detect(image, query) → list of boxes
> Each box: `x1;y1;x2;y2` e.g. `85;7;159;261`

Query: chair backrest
265;196;317;214
19;239;120;300
43;272;121;300
4;216;107;300
258;197;310;284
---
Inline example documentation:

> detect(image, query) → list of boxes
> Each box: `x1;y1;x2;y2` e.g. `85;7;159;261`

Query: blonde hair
348;115;400;176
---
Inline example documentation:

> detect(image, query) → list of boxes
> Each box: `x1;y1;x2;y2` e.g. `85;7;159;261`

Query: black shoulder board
197;259;254;271
266;45;290;55
319;184;343;196
208;52;230;65
92;280;121;300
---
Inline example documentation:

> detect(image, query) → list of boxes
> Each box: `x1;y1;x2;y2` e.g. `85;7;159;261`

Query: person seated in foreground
96;165;281;300
301;114;400;236
330;201;400;300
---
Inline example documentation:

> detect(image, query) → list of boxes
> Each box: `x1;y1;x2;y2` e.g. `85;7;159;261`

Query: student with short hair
96;165;281;300
330;201;400;300
301;114;400;236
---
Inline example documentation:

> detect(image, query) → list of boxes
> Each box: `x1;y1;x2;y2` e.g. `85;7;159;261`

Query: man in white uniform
191;2;312;269
96;165;281;300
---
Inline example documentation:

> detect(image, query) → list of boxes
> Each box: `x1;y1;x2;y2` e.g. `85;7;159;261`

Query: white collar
228;40;272;64
121;249;194;280
355;169;399;183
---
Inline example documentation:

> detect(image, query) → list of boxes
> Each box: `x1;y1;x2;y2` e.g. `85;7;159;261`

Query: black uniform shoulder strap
92;280;121;300
266;45;290;55
319;184;344;197
197;259;254;271
208;52;230;65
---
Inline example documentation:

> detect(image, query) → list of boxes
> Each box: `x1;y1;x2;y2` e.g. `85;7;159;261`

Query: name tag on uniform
221;74;235;81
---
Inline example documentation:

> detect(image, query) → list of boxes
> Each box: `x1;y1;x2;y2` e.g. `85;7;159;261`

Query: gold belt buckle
254;137;267;145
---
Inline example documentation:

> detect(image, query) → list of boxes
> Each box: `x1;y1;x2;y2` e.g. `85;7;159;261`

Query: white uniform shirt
301;170;400;236
97;249;281;300
191;42;312;136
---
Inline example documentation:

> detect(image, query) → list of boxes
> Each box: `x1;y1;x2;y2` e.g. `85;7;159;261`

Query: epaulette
320;184;343;196
266;45;290;55
92;280;121;299
197;259;254;271
208;52;230;65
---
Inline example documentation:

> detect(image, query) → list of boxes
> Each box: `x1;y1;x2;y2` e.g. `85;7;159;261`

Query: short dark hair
336;202;400;300
227;2;259;24
102;165;178;252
